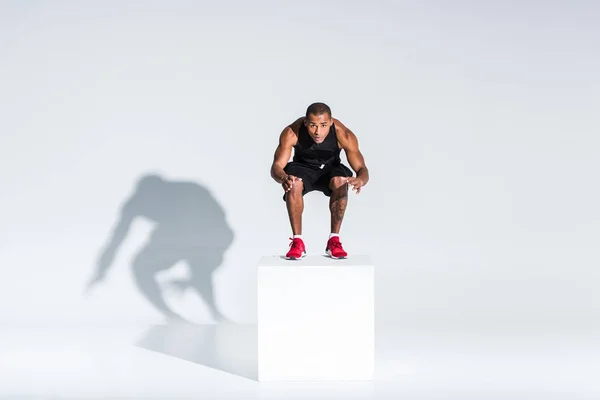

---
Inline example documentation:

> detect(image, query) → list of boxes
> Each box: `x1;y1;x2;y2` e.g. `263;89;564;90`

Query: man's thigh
281;162;322;200
329;163;354;179
314;163;354;196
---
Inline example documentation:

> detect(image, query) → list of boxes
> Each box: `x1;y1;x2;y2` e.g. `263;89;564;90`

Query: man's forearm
357;167;369;185
271;165;288;184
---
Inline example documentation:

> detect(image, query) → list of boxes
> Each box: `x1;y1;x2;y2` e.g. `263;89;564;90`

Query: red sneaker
326;236;348;259
286;237;306;260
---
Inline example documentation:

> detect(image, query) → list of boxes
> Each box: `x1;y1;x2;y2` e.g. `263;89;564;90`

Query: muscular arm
270;120;300;184
336;120;370;185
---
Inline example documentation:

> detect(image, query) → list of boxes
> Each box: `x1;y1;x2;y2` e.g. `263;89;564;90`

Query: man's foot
326;236;348;259
286;237;306;260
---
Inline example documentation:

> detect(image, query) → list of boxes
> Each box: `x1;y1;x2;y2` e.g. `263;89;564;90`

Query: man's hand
347;177;364;194
282;175;302;192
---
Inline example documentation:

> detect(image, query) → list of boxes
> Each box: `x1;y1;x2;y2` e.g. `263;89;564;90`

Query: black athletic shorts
282;161;354;201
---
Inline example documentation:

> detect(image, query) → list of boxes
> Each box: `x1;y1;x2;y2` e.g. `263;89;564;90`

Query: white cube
257;255;374;381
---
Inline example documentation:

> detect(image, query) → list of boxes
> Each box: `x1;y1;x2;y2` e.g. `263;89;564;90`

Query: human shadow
86;173;235;323
85;173;258;378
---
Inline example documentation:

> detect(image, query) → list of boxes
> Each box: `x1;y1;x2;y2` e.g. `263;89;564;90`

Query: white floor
1;321;598;399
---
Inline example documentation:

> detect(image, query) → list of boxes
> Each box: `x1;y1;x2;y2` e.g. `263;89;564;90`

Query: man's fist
346;177;364;194
282;175;302;192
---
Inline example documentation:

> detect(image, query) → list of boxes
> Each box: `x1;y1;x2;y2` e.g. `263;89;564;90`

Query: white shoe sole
286;251;306;260
326;249;347;259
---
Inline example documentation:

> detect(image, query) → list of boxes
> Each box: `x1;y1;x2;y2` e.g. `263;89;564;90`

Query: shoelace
289;237;302;248
328;239;343;250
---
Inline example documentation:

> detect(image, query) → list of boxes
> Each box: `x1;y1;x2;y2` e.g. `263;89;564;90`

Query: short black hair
306;102;332;118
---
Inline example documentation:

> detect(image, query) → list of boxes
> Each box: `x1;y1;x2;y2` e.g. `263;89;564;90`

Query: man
270;102;369;260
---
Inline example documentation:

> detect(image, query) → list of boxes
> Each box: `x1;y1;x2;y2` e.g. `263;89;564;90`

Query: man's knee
287;179;304;196
329;176;348;190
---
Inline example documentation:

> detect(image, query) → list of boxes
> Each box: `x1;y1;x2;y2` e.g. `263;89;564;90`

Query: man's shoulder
332;118;360;151
288;116;305;133
333;117;348;129
332;118;351;138
282;117;304;139
279;117;303;146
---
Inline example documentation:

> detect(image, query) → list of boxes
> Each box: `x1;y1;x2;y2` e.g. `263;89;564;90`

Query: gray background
1;0;599;333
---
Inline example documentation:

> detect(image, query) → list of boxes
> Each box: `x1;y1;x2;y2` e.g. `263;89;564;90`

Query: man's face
304;113;332;143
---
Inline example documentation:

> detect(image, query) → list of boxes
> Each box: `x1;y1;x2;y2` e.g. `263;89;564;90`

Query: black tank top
292;118;341;168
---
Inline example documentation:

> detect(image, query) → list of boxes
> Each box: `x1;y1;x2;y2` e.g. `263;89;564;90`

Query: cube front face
257;259;374;381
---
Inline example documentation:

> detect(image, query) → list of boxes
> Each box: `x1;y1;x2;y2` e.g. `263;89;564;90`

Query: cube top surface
258;255;373;267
